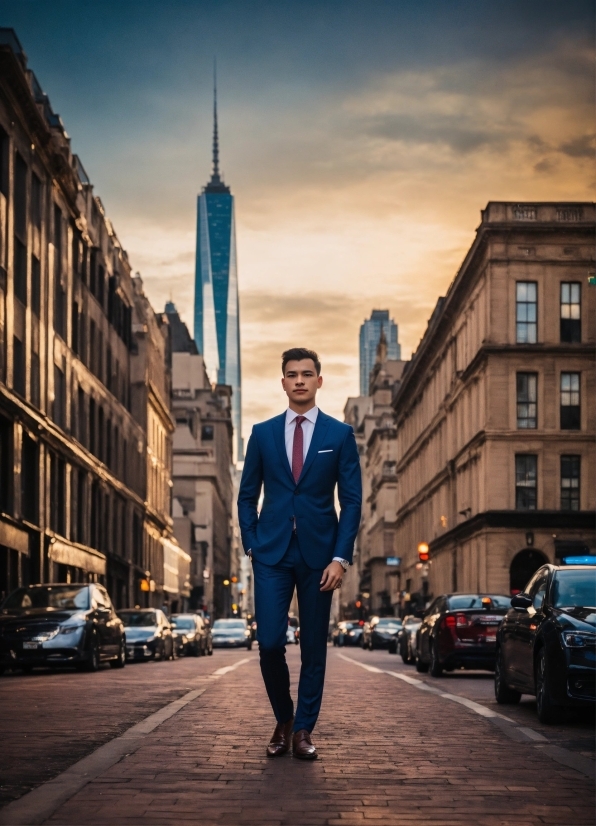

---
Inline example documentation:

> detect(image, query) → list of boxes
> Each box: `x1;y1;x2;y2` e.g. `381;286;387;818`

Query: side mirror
511;594;532;611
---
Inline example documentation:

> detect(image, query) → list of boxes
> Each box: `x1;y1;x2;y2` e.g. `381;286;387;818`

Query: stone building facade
166;303;234;618
0;29;184;608
391;202;595;615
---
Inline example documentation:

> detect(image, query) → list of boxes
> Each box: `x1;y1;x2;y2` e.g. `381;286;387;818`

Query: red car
415;593;511;676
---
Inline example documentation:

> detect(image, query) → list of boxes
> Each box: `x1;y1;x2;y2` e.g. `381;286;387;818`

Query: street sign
386;557;401;566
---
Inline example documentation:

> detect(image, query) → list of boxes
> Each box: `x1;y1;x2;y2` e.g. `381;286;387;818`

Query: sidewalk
24;648;595;825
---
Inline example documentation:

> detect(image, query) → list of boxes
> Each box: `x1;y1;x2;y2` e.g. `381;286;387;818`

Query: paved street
1;645;594;825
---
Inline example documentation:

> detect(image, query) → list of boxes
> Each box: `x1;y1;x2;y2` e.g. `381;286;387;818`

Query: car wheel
494;648;520;704
536;648;562;724
110;639;126;669
207;643;213;655
429;641;443;677
415;654;429;673
388;640;397;655
85;635;100;672
22;664;34;675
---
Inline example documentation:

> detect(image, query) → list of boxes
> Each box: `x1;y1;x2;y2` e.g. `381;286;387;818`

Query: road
0;645;593;825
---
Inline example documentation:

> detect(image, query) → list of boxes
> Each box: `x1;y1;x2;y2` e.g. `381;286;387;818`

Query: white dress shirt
285;406;319;467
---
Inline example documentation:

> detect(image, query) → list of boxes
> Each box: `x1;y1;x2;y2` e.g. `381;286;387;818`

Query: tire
429;641;443;678
207;643;213;655
415;654;429;673
536;648;562;724
494;649;521;704
85;635;100;672
110;639;126;669
22;664;34;675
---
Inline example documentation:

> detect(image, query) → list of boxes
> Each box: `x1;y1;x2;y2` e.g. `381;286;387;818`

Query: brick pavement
33;647;594;826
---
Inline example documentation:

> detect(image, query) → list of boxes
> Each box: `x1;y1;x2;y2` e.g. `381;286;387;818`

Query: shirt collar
286;406;319;425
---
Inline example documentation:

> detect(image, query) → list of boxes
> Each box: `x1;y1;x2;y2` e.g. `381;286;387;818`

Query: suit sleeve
237;427;263;552
333;427;362;564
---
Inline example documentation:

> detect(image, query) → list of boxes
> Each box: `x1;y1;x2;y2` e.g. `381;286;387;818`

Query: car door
97;586;121;656
510;569;549;691
91;586;112;659
418;599;440;662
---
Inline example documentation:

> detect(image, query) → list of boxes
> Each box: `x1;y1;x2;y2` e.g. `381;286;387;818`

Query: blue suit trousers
253;535;333;733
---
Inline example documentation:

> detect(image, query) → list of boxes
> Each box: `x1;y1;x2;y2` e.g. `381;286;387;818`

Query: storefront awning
48;539;106;575
0;519;29;554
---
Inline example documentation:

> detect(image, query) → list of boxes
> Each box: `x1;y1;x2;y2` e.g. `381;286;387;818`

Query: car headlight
562;631;596;648
59;624;84;635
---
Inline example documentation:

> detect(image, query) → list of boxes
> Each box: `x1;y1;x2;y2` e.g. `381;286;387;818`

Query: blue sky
1;0;593;432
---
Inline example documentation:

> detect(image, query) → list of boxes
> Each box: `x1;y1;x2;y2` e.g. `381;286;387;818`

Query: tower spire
211;59;220;184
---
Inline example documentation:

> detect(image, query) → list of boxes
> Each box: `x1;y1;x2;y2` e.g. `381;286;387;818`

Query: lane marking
336;653;595;779
213;657;251;676
0;656;252;826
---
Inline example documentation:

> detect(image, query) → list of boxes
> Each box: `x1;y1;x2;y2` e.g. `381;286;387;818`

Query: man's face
282;359;322;408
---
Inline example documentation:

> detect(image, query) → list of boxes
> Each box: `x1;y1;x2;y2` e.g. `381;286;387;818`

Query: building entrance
509;549;548;594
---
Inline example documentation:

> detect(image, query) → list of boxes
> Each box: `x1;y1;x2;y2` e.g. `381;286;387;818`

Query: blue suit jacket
237;410;362;569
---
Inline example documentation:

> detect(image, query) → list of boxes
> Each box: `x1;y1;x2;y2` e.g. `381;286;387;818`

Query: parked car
495;564;596;723
362;616;403;650
416;593;511;676
212;618;252;649
118;609;175;662
331;621;363;647
393;615;422;661
171;613;212;656
0;583;125;673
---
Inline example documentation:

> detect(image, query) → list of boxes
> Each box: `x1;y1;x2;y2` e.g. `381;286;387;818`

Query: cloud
559;134;595;159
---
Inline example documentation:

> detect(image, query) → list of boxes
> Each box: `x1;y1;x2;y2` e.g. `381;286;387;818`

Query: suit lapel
272;413;295;484
298;411;331;484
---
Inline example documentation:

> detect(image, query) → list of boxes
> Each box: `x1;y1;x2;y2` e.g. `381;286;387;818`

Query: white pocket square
318;449;333;453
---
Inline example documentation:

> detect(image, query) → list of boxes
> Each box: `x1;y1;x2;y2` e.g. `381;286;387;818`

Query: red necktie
292;416;306;483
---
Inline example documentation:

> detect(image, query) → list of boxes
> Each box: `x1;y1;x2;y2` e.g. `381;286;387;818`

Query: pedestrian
238;347;362;759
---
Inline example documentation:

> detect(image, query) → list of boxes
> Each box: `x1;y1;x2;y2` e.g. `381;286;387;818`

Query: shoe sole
292;751;318;760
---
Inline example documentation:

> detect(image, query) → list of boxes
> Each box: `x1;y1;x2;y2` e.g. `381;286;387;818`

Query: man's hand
320;561;344;592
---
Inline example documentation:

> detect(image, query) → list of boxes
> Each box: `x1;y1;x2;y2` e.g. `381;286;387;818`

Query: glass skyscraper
194;82;243;460
359;310;401;395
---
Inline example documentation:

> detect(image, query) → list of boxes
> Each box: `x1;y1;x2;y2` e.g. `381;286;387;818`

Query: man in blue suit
238;348;362;759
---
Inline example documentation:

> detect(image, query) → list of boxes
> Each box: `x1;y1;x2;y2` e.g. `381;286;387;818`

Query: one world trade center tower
194;79;243;460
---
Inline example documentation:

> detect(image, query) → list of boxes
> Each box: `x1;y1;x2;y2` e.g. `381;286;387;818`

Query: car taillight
456;614;469;627
444;615;456;628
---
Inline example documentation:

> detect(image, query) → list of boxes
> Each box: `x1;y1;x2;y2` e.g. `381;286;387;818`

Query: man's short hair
282;348;321;375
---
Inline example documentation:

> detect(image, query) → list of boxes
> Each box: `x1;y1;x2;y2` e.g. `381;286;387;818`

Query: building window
201;424;214;441
49;452;66;536
30;352;40;409
31;173;42;229
560;372;580;430
13;336;25;397
53;363;66;429
21;432;38;525
560;283;581;343
516;282;537;343
560;456;580;511
515;455;537;510
0;126;8;196
516;373;537;429
31;255;41;316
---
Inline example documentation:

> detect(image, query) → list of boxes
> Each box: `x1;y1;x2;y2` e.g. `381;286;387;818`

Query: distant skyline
1;0;592;439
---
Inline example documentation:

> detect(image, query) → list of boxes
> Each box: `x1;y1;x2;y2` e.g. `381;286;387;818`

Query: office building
193;81;242;460
359;310;400;395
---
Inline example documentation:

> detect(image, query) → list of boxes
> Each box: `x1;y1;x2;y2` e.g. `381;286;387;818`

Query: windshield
552;570;596;609
171;618;195;630
2;585;89;612
376;619;402;628
213;620;245;630
118;611;157;627
448;595;511;610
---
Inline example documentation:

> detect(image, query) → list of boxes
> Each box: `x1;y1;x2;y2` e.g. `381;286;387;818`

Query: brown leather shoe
292;729;318;760
266;718;294;757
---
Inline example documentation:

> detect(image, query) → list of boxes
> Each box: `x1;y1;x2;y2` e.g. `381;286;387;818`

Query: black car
393;615;422;660
416;593;511;676
362;617;403;650
331;621;363;647
0;583;125;673
495;564;596;723
118;609;175;661
171;613;213;657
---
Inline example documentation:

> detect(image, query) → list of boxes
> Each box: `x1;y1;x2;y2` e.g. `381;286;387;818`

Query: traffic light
418;542;430;562
231;576;238;583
